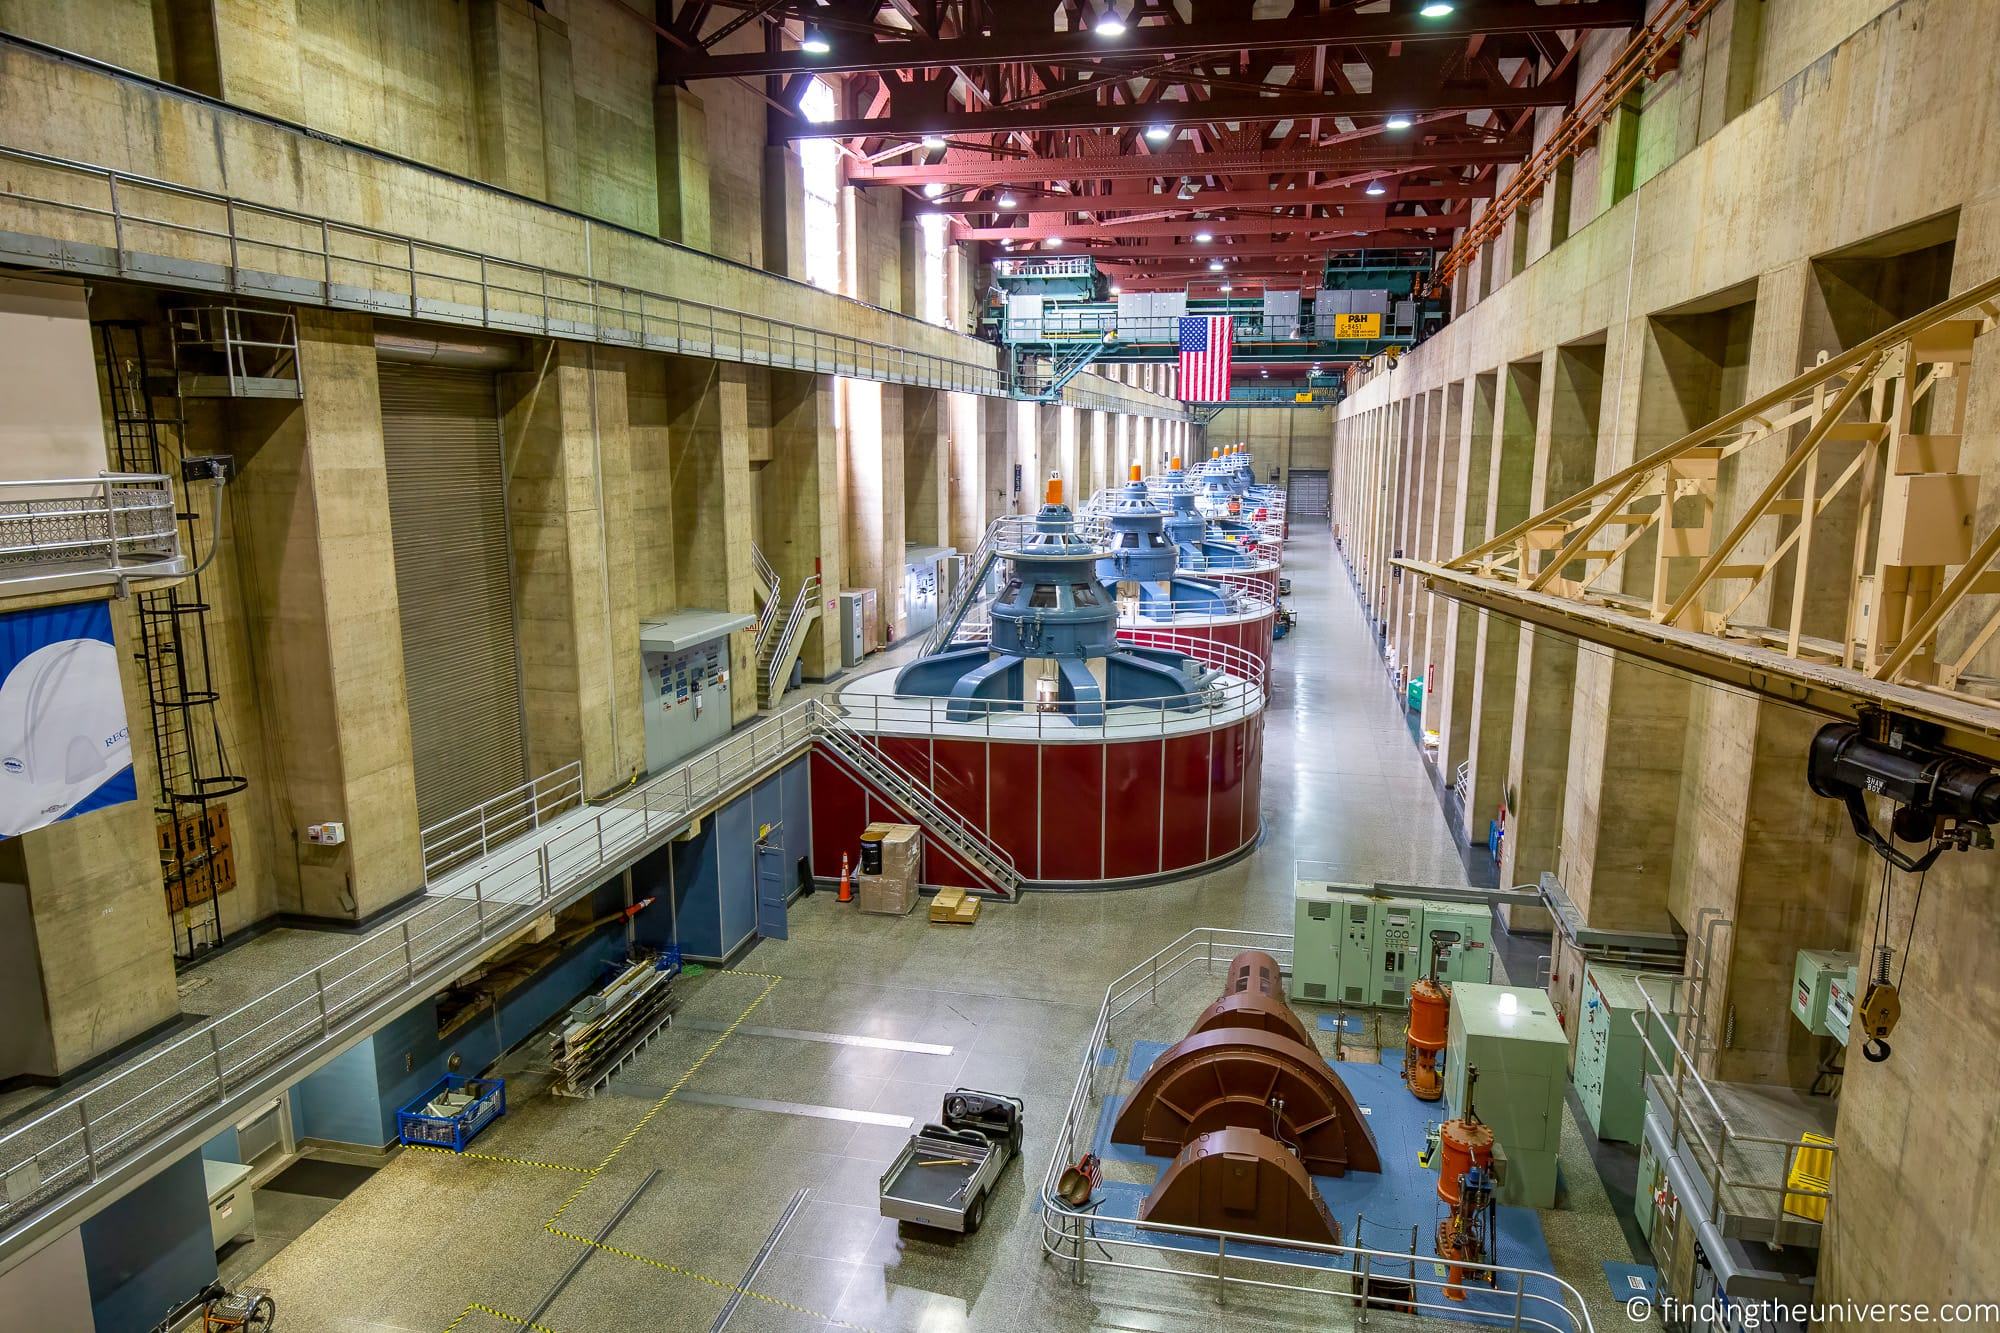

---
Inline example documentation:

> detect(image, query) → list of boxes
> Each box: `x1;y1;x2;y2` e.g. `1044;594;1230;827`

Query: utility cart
878;1089;1023;1234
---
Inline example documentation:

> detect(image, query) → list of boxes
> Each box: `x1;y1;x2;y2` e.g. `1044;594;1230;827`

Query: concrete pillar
469;0;575;206
1437;374;1497;787
0;771;177;1079
902;388;946;548
761;146;806;281
1670;262;1871;1085
663;358;757;720
655;87;711;249
842;380;906;645
764;370;844;678
1501;341;1604;911
500;343;645;792
1464;361;1540;847
230;309;423;921
1418;383;1464;739
946;392;983;552
982;397;1014;523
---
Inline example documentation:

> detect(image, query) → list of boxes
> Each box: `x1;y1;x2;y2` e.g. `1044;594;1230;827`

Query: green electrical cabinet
1290;881;1344;1002
1572;964;1672;1146
1445;983;1568;1208
1333;891;1379;1006
1372;898;1425;1007
1420;904;1496;986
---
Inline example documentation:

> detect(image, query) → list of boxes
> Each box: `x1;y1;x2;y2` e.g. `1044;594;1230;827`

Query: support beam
797;76;1576;140
850;140;1531;187
664;1;1645;79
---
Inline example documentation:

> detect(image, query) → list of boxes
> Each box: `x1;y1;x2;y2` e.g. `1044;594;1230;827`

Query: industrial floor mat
264;1158;378;1200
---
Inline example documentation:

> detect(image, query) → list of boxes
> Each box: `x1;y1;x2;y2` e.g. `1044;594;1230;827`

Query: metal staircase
1009;334;1113;403
759;574;821;709
807;702;1021;897
750;543;780;661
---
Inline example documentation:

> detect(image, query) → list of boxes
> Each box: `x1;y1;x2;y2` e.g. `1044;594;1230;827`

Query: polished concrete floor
238;531;1636;1332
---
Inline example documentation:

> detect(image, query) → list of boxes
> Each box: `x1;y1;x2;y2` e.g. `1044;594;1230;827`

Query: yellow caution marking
433;970;834;1333
445;1301;568;1333
404;1144;595;1174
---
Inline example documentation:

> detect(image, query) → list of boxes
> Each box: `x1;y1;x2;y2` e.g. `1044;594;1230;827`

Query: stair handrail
765;573;820;701
807;700;1020;890
751;546;781;658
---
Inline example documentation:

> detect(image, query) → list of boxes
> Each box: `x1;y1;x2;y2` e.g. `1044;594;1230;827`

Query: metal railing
0;702;823;1260
761;573;820;707
1038;927;1595;1333
1631;970;1834;1242
0;473;186;592
841;626;1266;742
0;140;1191;421
750;545;781;663
944;587;1277;650
812;705;1020;894
418;761;587;881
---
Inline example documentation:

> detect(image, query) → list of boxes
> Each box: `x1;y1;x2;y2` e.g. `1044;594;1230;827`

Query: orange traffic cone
838;853;853;903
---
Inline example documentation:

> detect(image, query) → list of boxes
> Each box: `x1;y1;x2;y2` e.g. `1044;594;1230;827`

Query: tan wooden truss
1399;275;2000;760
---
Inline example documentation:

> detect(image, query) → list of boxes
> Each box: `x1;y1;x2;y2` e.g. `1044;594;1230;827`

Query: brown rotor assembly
1139;1127;1342;1246
1112;1028;1382;1176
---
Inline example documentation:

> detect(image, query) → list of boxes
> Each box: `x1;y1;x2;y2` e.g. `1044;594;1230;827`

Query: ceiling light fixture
1219;283;1233;293
922;181;947;198
800;28;831;54
997;192;1019;208
1146;125;1172;143
1194;231;1213;243
1208;260;1224;272
1419;1;1455;16
1176;179;1199;201
1043;236;1064;248
921;134;947;150
1096;16;1128;37
1365;180;1387;196
1385;114;1413;130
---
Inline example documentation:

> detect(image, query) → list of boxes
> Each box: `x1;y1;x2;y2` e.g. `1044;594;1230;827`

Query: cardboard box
859;864;918;916
928;887;981;926
877;824;921;875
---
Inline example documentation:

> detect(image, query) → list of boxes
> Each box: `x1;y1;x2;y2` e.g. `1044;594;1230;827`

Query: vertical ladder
98;321;248;962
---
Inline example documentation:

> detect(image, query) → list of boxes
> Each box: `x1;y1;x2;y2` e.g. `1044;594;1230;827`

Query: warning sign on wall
1332;312;1382;339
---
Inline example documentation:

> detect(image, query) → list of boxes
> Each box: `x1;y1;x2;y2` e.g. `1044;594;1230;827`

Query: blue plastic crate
397;1075;506;1152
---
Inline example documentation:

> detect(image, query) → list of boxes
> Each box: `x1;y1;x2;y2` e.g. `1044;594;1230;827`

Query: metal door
378;362;528;827
755;839;789;941
1287;467;1330;521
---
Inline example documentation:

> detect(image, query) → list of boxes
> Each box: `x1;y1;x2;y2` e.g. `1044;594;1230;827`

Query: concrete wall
1329;0;2000;1314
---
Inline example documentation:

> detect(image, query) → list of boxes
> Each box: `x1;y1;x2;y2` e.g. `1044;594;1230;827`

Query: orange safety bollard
838;852;853;903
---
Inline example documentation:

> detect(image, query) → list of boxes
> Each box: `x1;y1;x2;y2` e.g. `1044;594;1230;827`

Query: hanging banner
0;601;134;837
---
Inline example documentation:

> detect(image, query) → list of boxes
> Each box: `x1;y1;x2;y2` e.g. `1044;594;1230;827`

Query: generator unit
1571;964;1675;1145
1444;983;1567;1208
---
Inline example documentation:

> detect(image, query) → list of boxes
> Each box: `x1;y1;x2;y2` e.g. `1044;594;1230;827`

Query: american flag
1178;315;1233;402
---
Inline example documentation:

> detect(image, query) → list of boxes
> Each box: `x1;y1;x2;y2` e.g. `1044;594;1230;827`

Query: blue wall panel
715;798;756;954
199;1126;240;1164
81;1151;216;1332
293;1040;384;1147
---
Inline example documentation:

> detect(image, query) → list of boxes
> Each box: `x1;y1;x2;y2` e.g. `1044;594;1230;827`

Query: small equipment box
396;1074;506;1152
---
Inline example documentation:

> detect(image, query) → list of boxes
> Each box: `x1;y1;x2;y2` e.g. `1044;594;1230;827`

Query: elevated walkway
0;697;1016;1274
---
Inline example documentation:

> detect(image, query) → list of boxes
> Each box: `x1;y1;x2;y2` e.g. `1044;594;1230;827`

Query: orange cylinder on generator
1434;1117;1494;1208
1408;979;1449;1050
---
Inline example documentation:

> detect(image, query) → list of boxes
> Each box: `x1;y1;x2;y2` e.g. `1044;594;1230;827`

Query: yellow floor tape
420;970;874;1333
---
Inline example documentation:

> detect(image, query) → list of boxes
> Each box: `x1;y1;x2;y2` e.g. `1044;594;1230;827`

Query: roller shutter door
378;363;528;829
1288;468;1330;520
